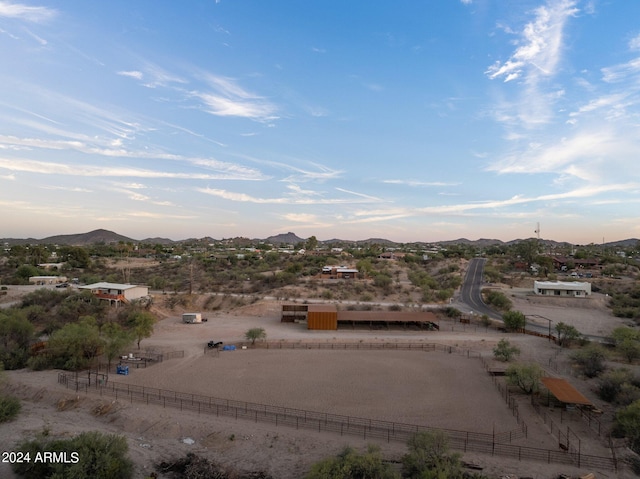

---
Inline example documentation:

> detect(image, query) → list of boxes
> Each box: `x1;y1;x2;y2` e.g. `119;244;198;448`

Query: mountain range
1;229;638;249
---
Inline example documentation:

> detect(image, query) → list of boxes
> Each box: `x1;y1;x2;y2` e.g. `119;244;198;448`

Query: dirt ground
0;283;637;478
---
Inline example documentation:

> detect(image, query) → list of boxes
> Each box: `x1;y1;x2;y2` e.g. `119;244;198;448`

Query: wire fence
57;372;616;470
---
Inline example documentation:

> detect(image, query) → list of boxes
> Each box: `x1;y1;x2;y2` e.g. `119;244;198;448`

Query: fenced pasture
54;340;618;472
57;371;616;470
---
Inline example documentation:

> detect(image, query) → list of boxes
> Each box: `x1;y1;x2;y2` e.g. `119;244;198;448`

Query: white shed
533;281;591;297
182;312;203;324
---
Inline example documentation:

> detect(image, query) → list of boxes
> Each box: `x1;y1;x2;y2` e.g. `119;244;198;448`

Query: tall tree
554;322;581;347
244;327;267;346
128;311;155;350
102;322;133;370
506;363;543;394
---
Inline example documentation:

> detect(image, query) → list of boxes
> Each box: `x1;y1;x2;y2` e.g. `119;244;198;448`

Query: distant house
37;262;65;270
321;266;359;279
29;275;67;285
533;281;591;297
550;256;599;271
79;282;149;306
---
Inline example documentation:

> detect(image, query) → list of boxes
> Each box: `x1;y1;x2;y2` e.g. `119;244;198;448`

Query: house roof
541;377;592;406
534;281;590;291
79;282;145;291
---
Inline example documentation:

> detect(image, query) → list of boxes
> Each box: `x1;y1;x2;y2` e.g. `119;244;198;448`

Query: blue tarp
116;365;129;375
222;345;236;351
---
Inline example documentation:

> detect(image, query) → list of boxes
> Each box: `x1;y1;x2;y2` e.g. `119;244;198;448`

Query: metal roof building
533;281;591;297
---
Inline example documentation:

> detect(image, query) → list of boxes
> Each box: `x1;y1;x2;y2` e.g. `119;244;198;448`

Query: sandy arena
1;289;636;478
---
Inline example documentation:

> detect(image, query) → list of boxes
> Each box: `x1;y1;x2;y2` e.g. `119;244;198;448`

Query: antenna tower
534;222;540;240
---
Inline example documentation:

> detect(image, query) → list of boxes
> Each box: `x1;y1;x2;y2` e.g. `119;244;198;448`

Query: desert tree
493;339;520;362
611;327;640;363
128;310;155;350
305;445;399;479
505;362;543;395
554;322;581;347
46;316;103;371
245;327;267;346
571;343;608;378
402;430;490;479
502;310;525;332
0;309;35;369
614;399;640;454
101;322;134;370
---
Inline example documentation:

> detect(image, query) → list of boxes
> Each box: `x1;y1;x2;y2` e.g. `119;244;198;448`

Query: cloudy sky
1;1;639;243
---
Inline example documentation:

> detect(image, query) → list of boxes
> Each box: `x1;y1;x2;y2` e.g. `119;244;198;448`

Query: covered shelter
337;310;438;330
541;377;593;408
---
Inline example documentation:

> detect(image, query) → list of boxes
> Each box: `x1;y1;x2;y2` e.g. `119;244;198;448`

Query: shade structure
541;377;592;406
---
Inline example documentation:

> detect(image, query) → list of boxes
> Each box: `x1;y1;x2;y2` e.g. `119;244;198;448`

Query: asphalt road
458;257;501;320
456;258;611;343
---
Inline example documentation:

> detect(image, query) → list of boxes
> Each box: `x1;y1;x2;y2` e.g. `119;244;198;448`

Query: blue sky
1;1;639;244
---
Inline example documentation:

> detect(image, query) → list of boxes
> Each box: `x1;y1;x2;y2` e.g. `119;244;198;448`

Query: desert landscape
2;280;636;478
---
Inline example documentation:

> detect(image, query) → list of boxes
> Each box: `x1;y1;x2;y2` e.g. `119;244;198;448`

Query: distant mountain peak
264;232;305;245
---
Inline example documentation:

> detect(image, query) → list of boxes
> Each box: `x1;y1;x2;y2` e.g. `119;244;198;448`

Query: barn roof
541;377;592;406
337;310;437;322
307;304;337;313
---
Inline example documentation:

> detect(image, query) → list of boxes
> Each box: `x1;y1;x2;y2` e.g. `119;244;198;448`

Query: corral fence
57;373;616;470
91;350;185;375
240;341;483;357
531;398;582;455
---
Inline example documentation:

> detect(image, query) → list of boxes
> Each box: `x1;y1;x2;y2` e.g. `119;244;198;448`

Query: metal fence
242;340;483;357
57;372;616;470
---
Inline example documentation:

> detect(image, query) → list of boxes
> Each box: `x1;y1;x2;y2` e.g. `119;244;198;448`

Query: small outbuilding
533;280;591;297
182;312;203;324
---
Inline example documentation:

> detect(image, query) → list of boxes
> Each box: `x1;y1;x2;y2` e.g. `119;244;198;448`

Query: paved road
458;257;501;320
456;258;611;343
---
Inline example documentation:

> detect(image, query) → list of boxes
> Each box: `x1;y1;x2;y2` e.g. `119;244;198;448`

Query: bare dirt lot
0;283;636;478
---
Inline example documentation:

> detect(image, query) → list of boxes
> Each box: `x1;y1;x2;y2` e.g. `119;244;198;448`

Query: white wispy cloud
383;179;460;187
486;0;578;83
40;185;92;193
196;186;383;205
117;70;144;80
417;183;640;216
0;157;258;180
486;0;578;128
0;1;56;22
601;57;640;83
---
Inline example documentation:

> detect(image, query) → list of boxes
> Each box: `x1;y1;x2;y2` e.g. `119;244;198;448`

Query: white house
533;281;591;297
29;275;67;285
79;282;149;305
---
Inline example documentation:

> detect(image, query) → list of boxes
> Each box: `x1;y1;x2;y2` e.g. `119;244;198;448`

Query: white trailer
182;312;203;324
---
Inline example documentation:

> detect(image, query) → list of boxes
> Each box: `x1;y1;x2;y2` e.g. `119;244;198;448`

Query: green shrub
0;395;21;423
12;431;133;479
483;289;512;311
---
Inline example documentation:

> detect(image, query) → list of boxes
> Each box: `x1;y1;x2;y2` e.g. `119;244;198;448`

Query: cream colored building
533;281;591;297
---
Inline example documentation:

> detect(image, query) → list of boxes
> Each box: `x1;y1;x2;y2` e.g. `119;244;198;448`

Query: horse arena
4;307;628;478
